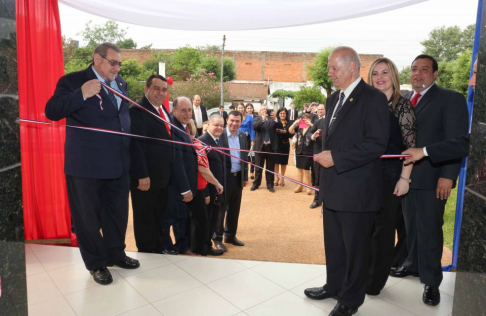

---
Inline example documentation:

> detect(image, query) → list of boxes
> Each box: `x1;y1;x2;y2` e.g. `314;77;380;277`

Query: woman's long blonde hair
367;57;401;110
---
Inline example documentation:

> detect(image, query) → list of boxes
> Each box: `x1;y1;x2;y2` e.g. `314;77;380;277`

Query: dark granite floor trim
465;186;486;201
0;163;20;173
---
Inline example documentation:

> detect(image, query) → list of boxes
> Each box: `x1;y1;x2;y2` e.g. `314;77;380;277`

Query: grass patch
443;186;458;250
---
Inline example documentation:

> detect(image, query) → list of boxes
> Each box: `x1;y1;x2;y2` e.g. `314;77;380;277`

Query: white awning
59;0;427;31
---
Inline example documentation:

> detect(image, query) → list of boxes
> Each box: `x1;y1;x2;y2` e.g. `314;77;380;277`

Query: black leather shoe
224;236;245;246
90;267;113;285
107;256;140;269
309;201;322;209
389;266;419;278
304;286;336;300
267;186;275;193
423;285;440;306
213;240;227;252
162;249;178;255
250;184;259;191
329;302;358;316
208;247;224;256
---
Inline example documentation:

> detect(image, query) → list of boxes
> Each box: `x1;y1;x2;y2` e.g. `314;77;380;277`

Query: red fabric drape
17;0;71;240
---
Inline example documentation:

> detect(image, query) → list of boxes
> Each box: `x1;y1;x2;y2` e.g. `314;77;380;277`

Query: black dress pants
213;172;243;241
368;188;402;292
66;173;129;271
162;185;189;253
254;144;275;187
403;189;446;287
323;206;375;309
131;179;168;253
187;189;209;255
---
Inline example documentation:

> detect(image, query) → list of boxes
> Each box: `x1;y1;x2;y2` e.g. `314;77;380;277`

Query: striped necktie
105;80;118;110
328;92;345;133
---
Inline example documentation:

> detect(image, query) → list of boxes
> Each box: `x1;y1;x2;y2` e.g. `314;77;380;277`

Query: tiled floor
26;244;456;316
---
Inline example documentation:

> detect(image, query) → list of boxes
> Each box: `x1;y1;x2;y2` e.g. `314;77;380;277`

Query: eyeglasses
100;55;122;67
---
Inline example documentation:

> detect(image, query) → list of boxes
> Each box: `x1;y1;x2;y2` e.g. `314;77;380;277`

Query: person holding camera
251;104;278;193
289;113;314;194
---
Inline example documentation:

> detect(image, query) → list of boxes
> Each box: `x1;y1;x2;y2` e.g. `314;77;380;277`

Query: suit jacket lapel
414;84;438;115
327;80;364;138
141;96;168;130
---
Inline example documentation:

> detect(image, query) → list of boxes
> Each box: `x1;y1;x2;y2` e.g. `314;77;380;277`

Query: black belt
230;171;241;177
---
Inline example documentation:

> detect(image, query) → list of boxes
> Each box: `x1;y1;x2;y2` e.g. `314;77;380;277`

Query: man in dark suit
304;47;389;316
212;111;249;250
198;115;226;256
217;105;228;127
45;43;139;285
130;74;178;254
288;104;299;122
308;103;326;209
390;55;469;307
162;96;198;255
192;94;208;136
251;104;278;193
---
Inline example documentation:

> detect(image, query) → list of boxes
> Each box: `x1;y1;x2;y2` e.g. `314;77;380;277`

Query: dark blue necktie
105;81;118;110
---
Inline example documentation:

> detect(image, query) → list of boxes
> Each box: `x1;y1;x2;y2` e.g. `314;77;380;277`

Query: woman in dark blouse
274;108;292;186
366;57;417;295
289;113;314;195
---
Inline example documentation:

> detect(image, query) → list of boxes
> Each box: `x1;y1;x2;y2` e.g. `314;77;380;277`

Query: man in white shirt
191;94;208;136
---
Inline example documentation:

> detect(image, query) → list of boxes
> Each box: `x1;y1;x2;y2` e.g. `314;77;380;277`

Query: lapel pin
350;98;354;102
119;82;122;86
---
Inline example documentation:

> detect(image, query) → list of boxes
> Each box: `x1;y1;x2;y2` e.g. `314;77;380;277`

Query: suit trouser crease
66;174;129;270
131;181;168;253
162;186;189;252
213;174;243;241
402;189;445;287
188;189;209;254
323;207;375;309
368;190;402;291
254;144;275;186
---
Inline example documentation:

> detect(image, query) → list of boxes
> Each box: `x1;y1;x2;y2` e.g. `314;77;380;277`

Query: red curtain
17;0;71;240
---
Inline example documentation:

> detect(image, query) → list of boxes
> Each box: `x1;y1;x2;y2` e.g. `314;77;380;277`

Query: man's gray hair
92;42;121;63
331;46;361;73
209;114;223;124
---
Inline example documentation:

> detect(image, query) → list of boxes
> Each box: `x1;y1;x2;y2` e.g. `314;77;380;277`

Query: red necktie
411;93;422;108
158;107;171;136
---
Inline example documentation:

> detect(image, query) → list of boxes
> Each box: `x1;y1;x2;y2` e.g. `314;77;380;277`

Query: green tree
171;70;231;109
421;25;475;61
202;44;221;51
307;47;335;98
80;20;142;49
436;60;456;89
452;49;473;97
142;51;169;74
293;87;326;110
399;66;411;85
64;46;92;74
169;46;204;81
199;55;236;81
116;38;137;49
271;89;295;98
63;37;78;63
118;59;153;99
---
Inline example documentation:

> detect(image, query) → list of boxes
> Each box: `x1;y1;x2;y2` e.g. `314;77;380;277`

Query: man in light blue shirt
212;111;249;251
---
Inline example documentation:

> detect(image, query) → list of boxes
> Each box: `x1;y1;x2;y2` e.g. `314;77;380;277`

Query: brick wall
121;49;383;83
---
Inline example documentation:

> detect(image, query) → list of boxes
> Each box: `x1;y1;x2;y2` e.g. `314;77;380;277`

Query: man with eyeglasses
46;42;139;286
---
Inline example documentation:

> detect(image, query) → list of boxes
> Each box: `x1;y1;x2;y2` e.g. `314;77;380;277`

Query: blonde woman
366;57;416;295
